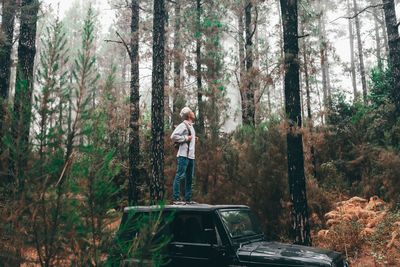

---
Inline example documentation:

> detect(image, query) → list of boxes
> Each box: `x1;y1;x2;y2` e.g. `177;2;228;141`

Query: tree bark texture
277;0;285;108
383;0;400;114
11;0;40;184
196;0;204;136
280;0;312;246
164;3;171;122
317;1;330;110
243;1;255;126
0;0;16;144
238;10;247;124
172;0;184;126
353;0;367;103
129;0;140;205
300;24;317;180
347;0;358;101
372;6;382;69
381;8;390;57
150;0;166;204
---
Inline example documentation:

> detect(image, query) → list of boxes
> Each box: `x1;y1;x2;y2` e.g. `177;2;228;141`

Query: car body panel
114;204;348;267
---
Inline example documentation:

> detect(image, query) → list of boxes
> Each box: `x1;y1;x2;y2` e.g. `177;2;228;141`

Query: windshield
219;209;263;239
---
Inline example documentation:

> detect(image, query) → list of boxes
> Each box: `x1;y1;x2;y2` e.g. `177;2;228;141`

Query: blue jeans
173;156;194;201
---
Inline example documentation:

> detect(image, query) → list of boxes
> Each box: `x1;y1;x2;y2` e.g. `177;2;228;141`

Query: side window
172;213;219;244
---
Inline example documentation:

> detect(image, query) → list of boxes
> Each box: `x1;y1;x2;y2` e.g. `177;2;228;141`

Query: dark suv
112;204;350;267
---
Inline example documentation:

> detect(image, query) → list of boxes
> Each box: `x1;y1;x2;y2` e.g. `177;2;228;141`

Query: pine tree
243;0;255;126
280;0;311;246
382;0;400;114
347;0;358;101
0;0;17;150
172;0;185;126
352;0;367;103
28;18;71;267
10;0;40;187
129;0;141;205
150;0;167;204
196;0;205;135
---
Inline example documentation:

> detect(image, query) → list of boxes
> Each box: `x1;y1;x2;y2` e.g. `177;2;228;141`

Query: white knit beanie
180;107;191;119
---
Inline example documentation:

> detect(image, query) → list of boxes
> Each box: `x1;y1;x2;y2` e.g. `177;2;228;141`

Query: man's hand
188;136;193;142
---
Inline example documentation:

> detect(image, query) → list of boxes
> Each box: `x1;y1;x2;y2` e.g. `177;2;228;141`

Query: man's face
189;110;195;120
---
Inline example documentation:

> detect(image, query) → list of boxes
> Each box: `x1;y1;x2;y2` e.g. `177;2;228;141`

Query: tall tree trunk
172;0;184;126
383;0;400;114
0;0;16;148
280;0;312;246
254;25;261;124
347;0;358;101
243;1;255;125
238;9;247;124
300;20;317;180
381;8;390;57
321;17;332;100
150;0;166;204
196;0;204;136
373;6;382;69
11;0;40;186
277;0;285;108
164;3;171;123
129;0;140;205
317;1;329;110
353;0;367;103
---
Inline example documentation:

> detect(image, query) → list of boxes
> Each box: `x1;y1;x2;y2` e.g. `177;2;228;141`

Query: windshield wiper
238;234;264;248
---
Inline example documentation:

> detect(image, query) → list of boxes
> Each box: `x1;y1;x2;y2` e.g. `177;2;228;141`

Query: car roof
123;204;249;213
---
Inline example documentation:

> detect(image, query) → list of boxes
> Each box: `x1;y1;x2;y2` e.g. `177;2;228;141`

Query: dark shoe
173;198;185;205
185;200;198;205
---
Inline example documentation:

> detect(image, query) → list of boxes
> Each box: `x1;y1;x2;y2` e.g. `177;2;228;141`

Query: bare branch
116;31;133;60
330;3;385;23
298;34;310;39
104;39;123;44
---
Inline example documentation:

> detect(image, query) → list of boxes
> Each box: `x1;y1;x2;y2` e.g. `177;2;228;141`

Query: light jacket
170;121;196;159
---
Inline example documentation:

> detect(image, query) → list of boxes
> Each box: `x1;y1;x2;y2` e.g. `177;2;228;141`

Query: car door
168;211;220;267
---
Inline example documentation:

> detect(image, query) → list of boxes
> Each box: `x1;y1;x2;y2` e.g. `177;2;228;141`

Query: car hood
237;241;342;266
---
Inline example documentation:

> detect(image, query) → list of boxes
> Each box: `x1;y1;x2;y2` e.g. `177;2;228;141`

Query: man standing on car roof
170;107;198;204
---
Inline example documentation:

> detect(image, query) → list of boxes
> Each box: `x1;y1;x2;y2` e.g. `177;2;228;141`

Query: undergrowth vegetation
1;4;400;267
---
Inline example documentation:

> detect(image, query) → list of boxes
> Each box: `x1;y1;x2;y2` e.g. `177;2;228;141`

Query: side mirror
204;228;217;245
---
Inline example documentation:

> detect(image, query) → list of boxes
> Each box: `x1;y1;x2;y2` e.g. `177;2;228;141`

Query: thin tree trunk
347;0;358;101
244;1;255;125
381;8;390;57
238;9;247;124
321;16;332;100
196;0;204;136
277;0;285;108
318;1;329;111
383;0;400;114
164;3;171;122
150;0;166;204
0;0;16;150
280;0;312;246
254;15;260;124
129;0;140;205
353;0;367;103
300;19;317;180
373;6;382;69
11;0;40;186
172;0;183;126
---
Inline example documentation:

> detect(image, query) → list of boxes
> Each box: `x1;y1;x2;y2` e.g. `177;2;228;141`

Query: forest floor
17;197;400;266
313;196;400;266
